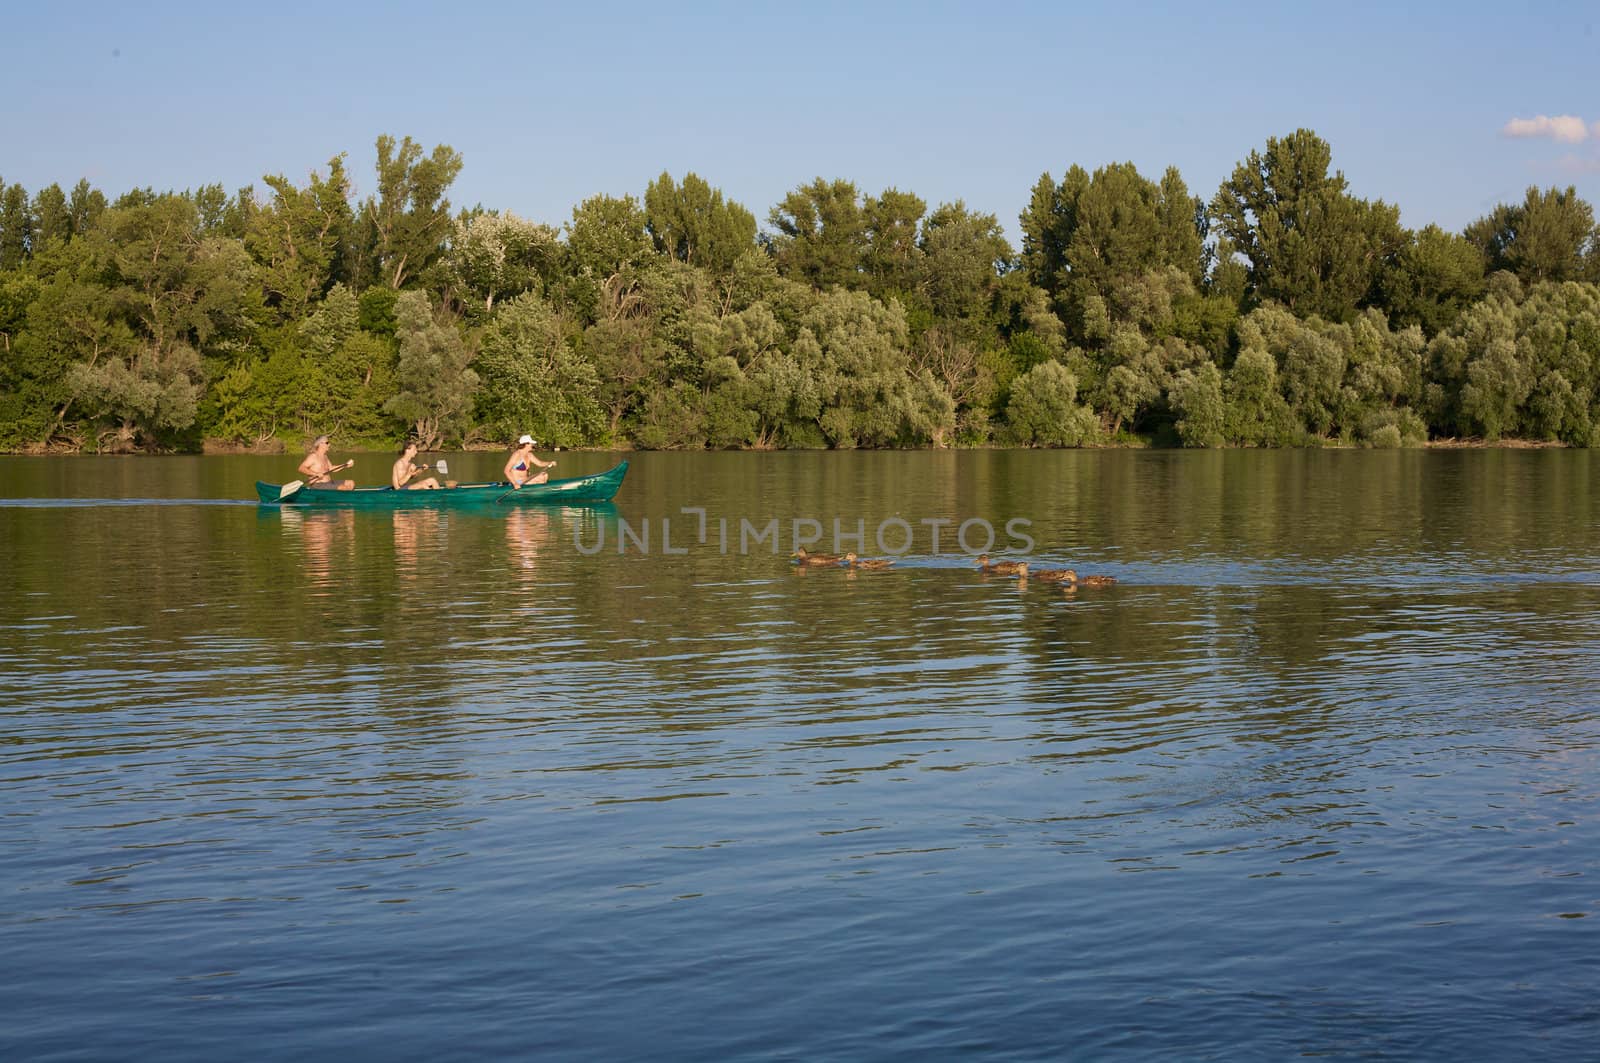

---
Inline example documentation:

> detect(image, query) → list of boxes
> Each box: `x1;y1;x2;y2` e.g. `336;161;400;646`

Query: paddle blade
277;480;304;501
435;459;449;476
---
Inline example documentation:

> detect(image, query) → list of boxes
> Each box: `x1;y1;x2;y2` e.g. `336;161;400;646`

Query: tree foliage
645;172;758;274
1212;129;1403;322
384;291;476;449
3;129;1600;455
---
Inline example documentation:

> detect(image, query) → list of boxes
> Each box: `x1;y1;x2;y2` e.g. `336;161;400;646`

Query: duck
793;547;846;566
975;554;1028;576
1077;574;1118;586
1029;568;1077;583
844;552;895;570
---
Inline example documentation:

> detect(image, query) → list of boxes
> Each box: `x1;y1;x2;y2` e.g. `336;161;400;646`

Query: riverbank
1;436;1571;456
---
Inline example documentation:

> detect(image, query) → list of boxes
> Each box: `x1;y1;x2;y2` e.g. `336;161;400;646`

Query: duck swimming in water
1077;574;1118;586
793;547;846;566
1030;568;1077;583
975;554;1028;576
844;552;895;570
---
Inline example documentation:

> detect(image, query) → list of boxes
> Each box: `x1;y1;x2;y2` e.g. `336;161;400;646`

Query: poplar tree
644;172;758;274
365;135;463;290
1212;129;1402;322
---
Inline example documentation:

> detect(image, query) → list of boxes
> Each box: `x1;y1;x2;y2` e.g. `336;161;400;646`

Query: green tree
764;178;867;290
1465;186;1596;284
448;210;561;315
0;180;32;269
1212;129;1403;321
67;179;106;237
790;288;921;447
189;184;231;233
293;284;398;440
61;196;256;448
246;155;354;321
385;291;477;448
474;291;602;446
1018;165;1086;300
861;187;927;303
1433;281;1600;443
1005;360;1100;446
919;201;1011;322
31;184;71;249
1340;309;1427;443
1236;304;1345;437
566;194;653;280
1021;162;1203;345
910;326;999;443
1222;346;1297;446
365;135;464;289
1380;224;1486;336
1168;362;1226;447
644;171;758;274
0;269;58;446
693;300;809;449
560;194;654;325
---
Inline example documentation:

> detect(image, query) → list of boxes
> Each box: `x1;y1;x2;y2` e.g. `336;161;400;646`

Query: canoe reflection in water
281;508;355;588
505;507;551;571
392;509;445;583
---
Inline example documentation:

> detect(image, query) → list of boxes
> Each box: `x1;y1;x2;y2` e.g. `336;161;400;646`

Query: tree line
2;128;1598;454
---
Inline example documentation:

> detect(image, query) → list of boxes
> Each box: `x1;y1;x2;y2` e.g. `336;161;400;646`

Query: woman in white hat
503;434;557;488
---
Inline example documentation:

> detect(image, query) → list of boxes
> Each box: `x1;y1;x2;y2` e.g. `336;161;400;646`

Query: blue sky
5;1;1598;245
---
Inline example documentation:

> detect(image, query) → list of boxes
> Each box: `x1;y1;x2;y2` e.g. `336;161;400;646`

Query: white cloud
1553;154;1600;175
1502;114;1590;143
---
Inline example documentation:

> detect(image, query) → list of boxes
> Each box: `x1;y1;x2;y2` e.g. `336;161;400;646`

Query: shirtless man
503;434;556;488
391;441;441;490
299;435;355;490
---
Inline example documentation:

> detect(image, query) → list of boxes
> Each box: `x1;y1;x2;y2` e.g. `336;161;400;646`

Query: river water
2;449;1597;1060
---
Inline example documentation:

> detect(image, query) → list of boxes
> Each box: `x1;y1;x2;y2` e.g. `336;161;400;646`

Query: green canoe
256;460;628;507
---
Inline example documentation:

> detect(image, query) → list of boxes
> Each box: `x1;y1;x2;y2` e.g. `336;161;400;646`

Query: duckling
793;547;846;566
844;552;895;570
1077;574;1118;586
975;554;1028;576
1030;567;1077;583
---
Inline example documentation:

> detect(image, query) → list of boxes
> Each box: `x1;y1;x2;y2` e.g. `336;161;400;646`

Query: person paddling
503;434;556;489
299;434;355;490
391;441;441;490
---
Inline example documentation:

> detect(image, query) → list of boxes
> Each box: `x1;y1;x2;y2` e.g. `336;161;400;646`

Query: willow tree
60;195;256;449
385;291;476;448
1005;360;1100;446
1428;280;1600;444
474;291;603;447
